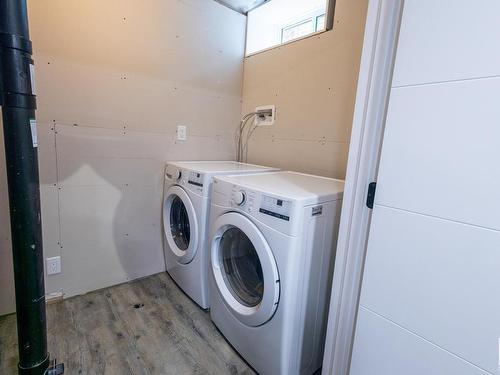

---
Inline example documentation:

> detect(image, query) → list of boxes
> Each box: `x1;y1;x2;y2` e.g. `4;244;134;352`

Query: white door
350;1;500;374
211;212;280;327
163;186;198;264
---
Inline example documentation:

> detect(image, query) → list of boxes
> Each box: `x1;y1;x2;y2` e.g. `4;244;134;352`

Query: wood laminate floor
0;273;255;375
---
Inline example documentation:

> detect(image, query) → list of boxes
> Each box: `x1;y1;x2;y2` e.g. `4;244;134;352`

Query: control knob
167;167;181;180
234;191;246;206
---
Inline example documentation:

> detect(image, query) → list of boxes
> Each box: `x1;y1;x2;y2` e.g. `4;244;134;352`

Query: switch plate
255;105;276;126
46;256;61;275
177;125;187;141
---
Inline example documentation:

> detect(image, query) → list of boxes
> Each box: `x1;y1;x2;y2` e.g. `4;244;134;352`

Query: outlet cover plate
177;125;187;141
46;256;61;275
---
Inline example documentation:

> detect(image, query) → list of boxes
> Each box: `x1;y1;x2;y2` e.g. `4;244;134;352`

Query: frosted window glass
246;0;329;55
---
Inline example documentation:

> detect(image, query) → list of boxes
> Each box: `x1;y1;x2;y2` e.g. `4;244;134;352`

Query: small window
246;0;335;56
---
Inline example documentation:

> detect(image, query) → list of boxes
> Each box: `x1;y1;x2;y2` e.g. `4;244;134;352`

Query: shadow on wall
0;118;235;315
38;121;234;301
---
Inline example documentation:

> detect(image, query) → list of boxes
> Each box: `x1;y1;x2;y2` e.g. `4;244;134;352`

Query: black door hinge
366;182;377;209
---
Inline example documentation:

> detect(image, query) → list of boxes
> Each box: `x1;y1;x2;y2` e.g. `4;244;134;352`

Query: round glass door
170;196;190;251
163;186;198;264
220;227;264;307
211;212;280;327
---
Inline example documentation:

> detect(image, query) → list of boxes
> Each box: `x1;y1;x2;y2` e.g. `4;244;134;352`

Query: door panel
393;0;500;87
360;206;500;373
351;308;490;375
376;78;500;231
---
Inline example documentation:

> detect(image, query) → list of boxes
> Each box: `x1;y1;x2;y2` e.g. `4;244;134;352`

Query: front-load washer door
163;185;199;264
211;212;280;327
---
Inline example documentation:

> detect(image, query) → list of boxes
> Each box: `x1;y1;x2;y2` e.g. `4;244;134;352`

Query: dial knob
168;168;181;180
166;166;181;180
173;169;182;180
234;191;246;206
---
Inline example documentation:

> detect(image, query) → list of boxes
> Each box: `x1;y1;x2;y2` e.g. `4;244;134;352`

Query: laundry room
1;0;499;374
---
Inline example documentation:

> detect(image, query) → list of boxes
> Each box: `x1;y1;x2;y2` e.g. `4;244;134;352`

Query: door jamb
321;1;404;374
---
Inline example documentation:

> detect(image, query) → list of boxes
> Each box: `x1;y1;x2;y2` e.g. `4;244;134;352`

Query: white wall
241;0;368;179
350;1;500;374
0;0;245;315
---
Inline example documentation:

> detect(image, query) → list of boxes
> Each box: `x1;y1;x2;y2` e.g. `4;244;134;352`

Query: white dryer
208;171;344;375
162;161;279;309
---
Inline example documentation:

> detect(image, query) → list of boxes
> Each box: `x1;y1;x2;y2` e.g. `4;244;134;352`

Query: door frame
321;1;404;374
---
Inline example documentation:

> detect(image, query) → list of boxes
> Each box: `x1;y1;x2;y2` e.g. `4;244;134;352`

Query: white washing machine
208;171;344;375
162;161;279;309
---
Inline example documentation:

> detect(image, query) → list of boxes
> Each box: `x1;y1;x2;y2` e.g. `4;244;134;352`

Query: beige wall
0;0;245;315
241;0;368;178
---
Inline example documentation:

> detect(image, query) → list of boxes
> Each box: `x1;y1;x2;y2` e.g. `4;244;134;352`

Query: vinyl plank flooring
0;273;255;375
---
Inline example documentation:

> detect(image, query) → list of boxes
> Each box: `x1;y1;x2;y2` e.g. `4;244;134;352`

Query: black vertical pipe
0;1;50;374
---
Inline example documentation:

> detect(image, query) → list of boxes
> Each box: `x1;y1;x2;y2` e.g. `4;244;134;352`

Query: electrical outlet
255;105;276;126
177;125;187;141
46;256;61;275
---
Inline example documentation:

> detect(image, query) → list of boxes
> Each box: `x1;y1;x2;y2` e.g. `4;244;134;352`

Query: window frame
245;0;337;57
280;17;316;44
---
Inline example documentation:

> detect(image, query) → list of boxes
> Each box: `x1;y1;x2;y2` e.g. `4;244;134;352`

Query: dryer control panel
259;195;292;221
213;178;303;236
230;186;292;222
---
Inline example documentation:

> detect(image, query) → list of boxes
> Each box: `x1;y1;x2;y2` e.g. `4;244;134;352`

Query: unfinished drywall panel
0;0;245;312
29;0;245;132
57;183;166;297
50;121;233;297
247;132;349;177
40;186;62;294
241;0;368;179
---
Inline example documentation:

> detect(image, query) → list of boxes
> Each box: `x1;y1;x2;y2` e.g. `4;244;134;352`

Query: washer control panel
259;195;291;221
188;172;204;187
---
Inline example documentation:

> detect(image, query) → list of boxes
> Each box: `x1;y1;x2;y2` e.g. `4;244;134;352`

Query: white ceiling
215;0;270;14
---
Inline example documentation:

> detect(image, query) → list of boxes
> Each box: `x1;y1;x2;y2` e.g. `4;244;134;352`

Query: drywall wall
241;0;368;179
350;1;500;374
0;0;245;315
